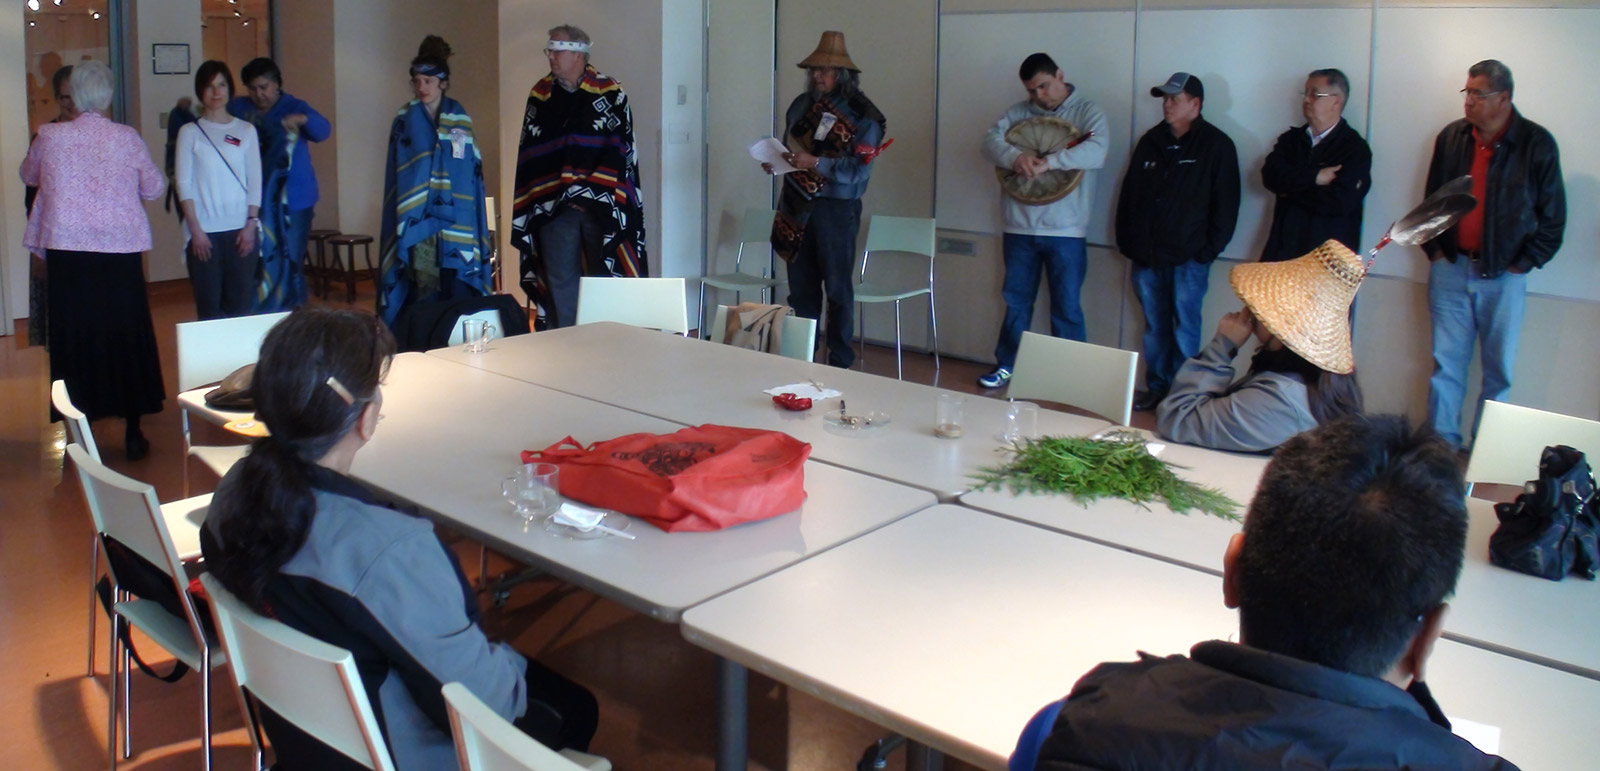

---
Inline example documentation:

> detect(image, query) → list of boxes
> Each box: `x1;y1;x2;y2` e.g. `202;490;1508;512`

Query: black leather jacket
1420;109;1565;278
1115;117;1241;268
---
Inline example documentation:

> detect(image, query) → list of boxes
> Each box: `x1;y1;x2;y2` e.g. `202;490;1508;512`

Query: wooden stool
324;234;377;303
306;229;340;298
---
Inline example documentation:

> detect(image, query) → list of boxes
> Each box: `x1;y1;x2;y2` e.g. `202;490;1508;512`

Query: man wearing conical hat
1420;59;1565;450
1156;241;1364;454
975;53;1109;390
767;31;886;369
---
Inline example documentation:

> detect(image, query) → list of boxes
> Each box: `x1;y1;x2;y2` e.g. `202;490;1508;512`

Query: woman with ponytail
377;35;493;328
201;305;597;769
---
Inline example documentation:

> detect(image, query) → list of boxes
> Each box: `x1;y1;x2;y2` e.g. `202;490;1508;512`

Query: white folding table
425;323;1112;500
683;504;1600;771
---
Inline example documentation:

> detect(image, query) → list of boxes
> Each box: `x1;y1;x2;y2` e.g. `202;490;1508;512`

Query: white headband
545;40;590;53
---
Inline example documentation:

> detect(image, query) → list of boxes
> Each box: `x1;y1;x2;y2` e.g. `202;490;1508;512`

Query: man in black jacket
1115;73;1240;412
1260;68;1372;262
1420;59;1564;449
1026;415;1519;771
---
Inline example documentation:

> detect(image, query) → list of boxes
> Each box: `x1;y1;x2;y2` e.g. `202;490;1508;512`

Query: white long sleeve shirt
175;116;262;234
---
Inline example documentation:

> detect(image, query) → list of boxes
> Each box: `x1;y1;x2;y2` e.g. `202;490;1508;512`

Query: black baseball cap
1151;72;1204;100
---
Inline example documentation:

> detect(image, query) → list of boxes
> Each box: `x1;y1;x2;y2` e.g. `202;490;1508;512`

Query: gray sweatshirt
982;89;1110;238
1156;333;1318;454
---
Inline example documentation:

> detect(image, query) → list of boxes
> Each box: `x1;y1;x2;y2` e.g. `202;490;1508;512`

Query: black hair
1250;345;1364;425
1235;414;1467;678
193;60;235;101
240;57;282;88
1308;67;1350;99
1019;53;1059;82
410;34;453;81
51;64;73;97
206;306;396;612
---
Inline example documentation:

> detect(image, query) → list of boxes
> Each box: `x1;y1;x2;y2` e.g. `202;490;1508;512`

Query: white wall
0;2;28;331
132;0;204;284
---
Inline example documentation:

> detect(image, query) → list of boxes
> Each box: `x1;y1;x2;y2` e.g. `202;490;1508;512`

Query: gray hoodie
982;88;1110;238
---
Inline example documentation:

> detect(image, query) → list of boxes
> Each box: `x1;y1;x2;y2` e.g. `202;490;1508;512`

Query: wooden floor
1;281;1099;771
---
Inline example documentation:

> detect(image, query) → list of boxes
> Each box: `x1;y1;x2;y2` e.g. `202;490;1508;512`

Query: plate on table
822;409;891;435
542;511;634;541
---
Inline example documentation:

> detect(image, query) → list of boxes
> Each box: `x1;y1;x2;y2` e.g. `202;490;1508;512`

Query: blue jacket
228;92;331;212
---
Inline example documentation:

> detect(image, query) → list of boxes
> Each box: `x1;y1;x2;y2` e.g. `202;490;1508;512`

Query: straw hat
1228;240;1363;375
797;31;860;72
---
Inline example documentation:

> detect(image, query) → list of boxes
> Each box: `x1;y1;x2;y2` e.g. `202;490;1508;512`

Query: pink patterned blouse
19;112;164;254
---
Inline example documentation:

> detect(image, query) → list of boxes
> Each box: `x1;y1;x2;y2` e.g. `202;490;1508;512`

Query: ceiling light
54;0;63;6
27;0;40;12
242;18;250;26
92;11;100;19
29;19;36;26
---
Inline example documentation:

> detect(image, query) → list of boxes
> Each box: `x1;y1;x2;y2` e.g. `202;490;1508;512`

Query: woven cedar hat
1229;240;1362;375
798;31;861;73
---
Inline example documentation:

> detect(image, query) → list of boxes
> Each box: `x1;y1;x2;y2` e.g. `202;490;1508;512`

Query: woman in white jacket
176;59;262;319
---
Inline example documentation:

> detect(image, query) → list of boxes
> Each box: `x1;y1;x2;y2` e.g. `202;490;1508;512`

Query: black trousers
786;197;861;368
186;227;259;320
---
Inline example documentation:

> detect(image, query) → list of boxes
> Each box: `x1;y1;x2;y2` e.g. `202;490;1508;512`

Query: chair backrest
52;380;100;462
1465;401;1600;489
1007;331;1138;425
443;682;590;771
446;309;506;347
575;277;689;334
732;208;777;275
200;573;398;771
65;443;208;646
859;215;936;282
708;305;818;363
175;311;292;392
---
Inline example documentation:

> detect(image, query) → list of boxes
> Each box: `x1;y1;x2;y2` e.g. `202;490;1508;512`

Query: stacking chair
854;215;939;380
176;311;290;494
443;683;612;771
1008;331;1139;426
697;208;781;338
709;304;817;362
53;379;103;676
200;573;397;771
1465;401;1600;494
574;277;690;335
67;444;224;771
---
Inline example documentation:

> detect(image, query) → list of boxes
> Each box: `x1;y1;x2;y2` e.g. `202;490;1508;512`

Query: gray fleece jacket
1156;333;1318;454
981;88;1110;238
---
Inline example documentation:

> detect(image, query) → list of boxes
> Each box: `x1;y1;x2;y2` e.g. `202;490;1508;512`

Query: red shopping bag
522;424;810;533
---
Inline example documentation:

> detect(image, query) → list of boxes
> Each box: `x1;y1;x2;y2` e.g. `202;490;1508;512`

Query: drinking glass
462;319;497;353
934;393;966;439
501;462;560;522
1004;401;1039;445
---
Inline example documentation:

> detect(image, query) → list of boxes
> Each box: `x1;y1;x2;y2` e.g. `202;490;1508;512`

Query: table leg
717;656;748;771
905;741;943;771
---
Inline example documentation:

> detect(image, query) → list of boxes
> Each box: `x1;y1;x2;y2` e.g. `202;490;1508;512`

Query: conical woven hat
1229;240;1362;375
797;31;861;72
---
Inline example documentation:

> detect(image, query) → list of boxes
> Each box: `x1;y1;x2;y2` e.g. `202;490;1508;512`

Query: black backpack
1488;445;1600;581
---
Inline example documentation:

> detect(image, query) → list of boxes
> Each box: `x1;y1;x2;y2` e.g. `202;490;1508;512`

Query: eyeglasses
1301;91;1338;101
1461;88;1504;102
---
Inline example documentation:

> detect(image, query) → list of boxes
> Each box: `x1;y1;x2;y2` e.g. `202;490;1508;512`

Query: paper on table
749;137;798;174
1449;716;1501;755
764;383;841;400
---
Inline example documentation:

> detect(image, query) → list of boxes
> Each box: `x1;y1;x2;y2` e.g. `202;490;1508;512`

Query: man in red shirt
1419;60;1565;450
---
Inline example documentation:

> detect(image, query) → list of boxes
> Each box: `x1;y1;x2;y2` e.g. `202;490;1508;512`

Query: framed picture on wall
152;44;190;75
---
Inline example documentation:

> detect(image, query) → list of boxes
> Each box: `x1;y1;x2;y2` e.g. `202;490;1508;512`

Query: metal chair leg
928;293;940;371
201;649;213;771
87;536;100;676
108;612;120;770
893;299;904;381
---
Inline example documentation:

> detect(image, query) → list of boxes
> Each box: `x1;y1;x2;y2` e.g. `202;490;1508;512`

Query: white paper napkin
764;383;841;400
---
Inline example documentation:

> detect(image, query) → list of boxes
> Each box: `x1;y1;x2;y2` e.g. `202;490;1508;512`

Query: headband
412;62;448;80
545;39;590;53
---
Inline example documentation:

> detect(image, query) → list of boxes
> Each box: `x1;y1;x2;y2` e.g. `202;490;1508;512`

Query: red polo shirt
1456;123;1506;253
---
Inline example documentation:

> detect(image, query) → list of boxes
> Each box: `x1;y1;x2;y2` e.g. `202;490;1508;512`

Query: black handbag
202;363;256;411
1488;444;1600;581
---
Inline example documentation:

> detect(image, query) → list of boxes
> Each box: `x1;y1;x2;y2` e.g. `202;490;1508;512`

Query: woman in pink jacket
21;61;166;461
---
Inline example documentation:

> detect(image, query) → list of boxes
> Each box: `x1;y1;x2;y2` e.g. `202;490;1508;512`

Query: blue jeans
1133;261;1212;393
1427;256;1527;449
787;197;860;368
993;233;1087;369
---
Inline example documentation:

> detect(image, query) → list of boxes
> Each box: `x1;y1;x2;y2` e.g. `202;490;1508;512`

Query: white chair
575;277;690;334
53;379;104;677
1465;401;1600;493
854;215;939;380
1008;331;1139;426
698;208;781;338
200;573;398;771
709;304;818;362
443;682;611;771
176;311;290;494
67;443;224;771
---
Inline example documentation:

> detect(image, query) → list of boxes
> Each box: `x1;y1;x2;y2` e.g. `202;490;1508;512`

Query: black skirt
47;250;165;421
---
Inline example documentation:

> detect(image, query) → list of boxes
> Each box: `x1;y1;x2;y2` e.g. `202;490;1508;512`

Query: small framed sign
152;44;190;75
